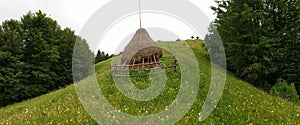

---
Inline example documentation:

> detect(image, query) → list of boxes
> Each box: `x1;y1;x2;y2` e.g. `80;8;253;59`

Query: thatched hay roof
121;28;162;65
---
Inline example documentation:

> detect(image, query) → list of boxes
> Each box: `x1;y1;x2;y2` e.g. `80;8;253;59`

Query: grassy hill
0;40;299;124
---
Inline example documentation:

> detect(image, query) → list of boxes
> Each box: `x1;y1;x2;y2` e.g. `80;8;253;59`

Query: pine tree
212;0;300;93
72;37;94;82
0;20;27;106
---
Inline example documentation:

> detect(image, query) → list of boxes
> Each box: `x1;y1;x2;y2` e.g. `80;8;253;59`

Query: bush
271;78;299;101
262;82;272;91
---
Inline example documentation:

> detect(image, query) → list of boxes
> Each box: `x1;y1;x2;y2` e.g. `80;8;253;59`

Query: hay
121;28;163;68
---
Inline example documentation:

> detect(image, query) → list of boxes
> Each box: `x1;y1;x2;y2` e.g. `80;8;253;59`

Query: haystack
121;28;163;70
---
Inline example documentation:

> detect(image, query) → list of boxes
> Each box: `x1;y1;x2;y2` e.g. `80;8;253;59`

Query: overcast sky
0;0;217;54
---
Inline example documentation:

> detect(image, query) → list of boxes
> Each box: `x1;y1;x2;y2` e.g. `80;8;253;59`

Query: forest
0;11;111;107
205;0;299;100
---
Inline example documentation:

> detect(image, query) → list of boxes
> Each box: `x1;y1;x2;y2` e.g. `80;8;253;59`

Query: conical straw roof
121;28;162;65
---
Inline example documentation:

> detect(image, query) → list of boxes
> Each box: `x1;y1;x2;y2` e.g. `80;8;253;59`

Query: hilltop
0;40;299;124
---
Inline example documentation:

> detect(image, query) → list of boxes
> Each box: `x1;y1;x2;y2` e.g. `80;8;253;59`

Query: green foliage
0;20;27;106
271;79;299;101
72;37;94;82
211;0;300;95
204;22;226;68
95;50;111;64
0;11;93;107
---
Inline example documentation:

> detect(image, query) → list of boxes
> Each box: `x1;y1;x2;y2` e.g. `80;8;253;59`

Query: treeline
0;11;94;107
205;0;300;100
95;50;113;64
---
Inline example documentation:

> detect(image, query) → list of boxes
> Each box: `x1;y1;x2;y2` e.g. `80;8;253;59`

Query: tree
262;0;300;93
72;37;94;82
204;22;226;68
50;28;76;87
211;0;300;95
212;0;270;85
21;11;60;95
95;50;112;64
0;11;94;106
0;20;27;106
95;50;102;63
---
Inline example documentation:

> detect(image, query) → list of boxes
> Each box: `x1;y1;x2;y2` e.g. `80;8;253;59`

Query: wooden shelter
111;0;177;75
120;28;163;70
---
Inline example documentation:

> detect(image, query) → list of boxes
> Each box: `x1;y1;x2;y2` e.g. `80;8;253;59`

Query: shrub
262;82;272;91
271;78;299;101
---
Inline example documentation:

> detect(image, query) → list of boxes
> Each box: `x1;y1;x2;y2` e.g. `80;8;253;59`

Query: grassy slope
0;40;299;125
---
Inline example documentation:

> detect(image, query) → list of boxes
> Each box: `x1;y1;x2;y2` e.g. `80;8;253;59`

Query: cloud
0;0;216;33
0;0;216;54
0;0;110;33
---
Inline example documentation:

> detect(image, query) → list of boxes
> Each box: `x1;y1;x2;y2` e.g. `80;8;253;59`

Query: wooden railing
111;57;178;76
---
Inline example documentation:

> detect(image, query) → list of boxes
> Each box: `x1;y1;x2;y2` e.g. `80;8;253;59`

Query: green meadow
1;40;299;124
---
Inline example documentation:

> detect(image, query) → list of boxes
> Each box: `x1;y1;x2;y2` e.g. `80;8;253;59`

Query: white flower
25;109;29;114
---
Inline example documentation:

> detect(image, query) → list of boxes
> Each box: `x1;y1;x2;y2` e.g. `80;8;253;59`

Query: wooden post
131;58;136;70
148;56;150;69
150;56;153;68
138;0;142;28
142;58;145;70
174;56;177;72
153;55;157;68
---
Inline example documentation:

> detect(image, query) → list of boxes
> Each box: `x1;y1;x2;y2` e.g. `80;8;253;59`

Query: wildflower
25;109;29;114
